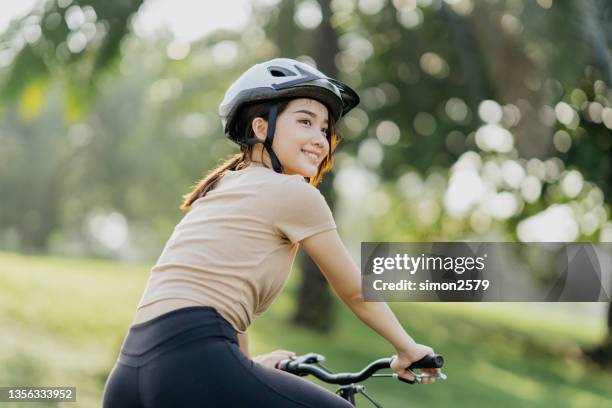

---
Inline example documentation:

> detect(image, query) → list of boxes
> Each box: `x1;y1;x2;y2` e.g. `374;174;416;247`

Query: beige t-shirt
136;162;337;333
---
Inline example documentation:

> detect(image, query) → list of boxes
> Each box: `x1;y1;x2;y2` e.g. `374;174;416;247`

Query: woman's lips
302;149;320;163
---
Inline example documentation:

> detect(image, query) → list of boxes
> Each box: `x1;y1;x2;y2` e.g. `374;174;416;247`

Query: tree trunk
293;176;337;332
292;0;339;332
18;177;59;253
468;2;553;159
584;302;612;366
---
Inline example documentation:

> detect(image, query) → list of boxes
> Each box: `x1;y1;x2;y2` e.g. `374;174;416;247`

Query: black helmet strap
242;103;283;174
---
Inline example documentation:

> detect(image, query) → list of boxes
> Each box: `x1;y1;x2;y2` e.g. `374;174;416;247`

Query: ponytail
180;148;251;210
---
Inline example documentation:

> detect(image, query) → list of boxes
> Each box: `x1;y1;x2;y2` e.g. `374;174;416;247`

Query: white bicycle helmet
219;58;360;173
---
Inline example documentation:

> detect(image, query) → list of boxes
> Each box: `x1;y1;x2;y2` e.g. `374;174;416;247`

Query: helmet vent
268;66;297;77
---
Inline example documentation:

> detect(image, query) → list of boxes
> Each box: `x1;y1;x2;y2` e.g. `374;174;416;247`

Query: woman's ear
251;117;267;142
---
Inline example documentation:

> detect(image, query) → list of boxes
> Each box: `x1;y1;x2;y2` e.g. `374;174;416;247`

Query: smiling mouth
301;149;321;163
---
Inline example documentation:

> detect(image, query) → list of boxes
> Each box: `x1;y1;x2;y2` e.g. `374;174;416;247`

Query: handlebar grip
275;359;308;376
407;354;444;369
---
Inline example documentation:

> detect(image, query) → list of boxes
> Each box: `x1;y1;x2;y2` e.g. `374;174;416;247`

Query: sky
1;0;254;42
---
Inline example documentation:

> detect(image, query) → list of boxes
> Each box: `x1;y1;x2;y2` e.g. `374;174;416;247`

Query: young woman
103;58;440;407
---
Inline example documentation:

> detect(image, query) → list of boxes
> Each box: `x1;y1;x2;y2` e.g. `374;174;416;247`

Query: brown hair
180;98;341;210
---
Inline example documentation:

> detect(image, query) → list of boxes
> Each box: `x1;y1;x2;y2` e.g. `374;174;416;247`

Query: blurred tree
2;0;143;102
293;0;339;333
0;0;143;252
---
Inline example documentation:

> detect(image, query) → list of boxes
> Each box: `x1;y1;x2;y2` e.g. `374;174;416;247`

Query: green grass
0;251;611;407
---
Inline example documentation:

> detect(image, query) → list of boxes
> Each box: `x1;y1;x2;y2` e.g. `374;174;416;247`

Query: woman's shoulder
241;167;308;189
229;166;323;202
274;177;331;213
272;173;320;195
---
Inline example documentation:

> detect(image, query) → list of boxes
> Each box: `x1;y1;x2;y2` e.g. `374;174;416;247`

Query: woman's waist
136;293;251;333
133;298;205;326
119;305;238;366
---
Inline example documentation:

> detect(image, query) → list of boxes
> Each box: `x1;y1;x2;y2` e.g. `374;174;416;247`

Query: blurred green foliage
1;0;610;256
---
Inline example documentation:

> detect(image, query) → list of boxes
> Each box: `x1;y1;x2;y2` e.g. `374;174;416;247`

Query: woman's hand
252;349;296;369
390;343;441;384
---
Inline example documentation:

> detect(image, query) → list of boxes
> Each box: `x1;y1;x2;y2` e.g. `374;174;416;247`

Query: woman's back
132;162;336;333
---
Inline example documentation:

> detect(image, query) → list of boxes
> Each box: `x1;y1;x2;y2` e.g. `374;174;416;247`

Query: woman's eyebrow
293;109;329;125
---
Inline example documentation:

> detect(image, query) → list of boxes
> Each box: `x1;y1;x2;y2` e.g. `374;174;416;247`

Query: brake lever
286;352;325;364
395;370;448;384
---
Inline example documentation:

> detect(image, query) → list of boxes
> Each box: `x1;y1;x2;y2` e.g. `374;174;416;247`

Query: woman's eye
299;119;311;126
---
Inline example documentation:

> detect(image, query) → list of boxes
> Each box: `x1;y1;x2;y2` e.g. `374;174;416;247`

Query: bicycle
276;353;447;407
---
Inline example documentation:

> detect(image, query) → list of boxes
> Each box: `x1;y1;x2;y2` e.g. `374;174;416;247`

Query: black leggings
103;306;352;407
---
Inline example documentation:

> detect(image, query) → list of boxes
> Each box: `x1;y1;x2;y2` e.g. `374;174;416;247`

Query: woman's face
251;98;330;178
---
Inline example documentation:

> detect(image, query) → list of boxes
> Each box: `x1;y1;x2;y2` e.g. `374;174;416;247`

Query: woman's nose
313;132;327;148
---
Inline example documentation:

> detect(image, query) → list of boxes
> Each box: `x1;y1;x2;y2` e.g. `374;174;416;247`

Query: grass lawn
1;251;611;407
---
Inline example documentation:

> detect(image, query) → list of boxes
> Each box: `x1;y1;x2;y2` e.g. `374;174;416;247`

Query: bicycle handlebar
276;353;444;386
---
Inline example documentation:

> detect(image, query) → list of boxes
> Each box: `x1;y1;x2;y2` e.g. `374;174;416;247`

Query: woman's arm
237;331;250;357
300;229;418;355
240;331;297;369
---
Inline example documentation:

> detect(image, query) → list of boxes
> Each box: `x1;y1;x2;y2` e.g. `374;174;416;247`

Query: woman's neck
248;160;266;168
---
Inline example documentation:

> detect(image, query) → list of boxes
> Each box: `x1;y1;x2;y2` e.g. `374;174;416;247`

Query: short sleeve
273;178;337;244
